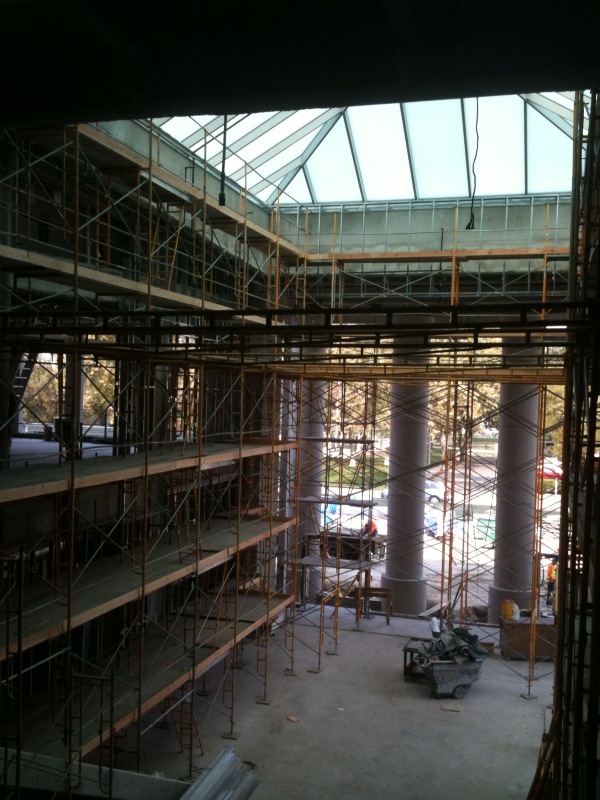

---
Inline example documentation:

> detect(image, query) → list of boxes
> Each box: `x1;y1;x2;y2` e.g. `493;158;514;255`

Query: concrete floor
119;607;554;800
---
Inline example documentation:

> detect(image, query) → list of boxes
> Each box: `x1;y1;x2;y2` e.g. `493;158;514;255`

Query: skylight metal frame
154;93;580;209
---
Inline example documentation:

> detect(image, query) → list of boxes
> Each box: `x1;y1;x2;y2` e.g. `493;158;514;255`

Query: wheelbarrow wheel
452;684;469;699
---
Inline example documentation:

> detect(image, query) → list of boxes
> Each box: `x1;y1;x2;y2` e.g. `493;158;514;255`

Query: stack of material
416;628;489;664
180;747;259;800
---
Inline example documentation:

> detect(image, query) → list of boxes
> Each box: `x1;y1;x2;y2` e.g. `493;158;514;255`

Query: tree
82;360;115;426
22;356;58;425
22;354;115;427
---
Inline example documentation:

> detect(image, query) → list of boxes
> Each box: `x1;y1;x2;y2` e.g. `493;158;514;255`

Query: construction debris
180;747;258;799
414;629;487;699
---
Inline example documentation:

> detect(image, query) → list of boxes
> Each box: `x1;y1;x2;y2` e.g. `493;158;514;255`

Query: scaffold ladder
169;681;204;755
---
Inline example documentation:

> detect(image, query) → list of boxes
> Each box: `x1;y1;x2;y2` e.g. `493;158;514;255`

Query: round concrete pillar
488;375;539;623
381;379;429;615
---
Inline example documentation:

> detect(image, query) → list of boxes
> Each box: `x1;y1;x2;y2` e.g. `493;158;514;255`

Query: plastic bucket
501;599;514;620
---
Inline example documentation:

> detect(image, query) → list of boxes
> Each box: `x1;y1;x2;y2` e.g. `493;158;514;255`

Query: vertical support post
488;344;539;623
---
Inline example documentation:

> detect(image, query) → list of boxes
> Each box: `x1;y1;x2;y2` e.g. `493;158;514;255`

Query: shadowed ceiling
2;1;598;127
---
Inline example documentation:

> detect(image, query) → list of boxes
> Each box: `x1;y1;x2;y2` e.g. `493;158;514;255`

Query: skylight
154;93;582;208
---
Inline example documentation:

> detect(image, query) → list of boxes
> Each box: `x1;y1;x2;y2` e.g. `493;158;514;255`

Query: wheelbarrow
422;657;484;699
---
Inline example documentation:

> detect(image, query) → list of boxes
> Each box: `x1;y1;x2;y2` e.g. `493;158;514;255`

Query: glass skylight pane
541;92;574;111
348;105;414;200
223;153;247;175
191;115;217;127
220;112;286;160
238;109;332;165
159;117;201;141
236;129;315;173
306;119;361;202
192;136;222;161
222;112;281;149
279;171;312;204
267;108;331;141
527;106;573;193
253;185;278;204
464;96;525;195
254;177;296;205
404;100;468;198
245;132;316;193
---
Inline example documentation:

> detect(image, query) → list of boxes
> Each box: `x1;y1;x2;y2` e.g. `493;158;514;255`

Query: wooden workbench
499;616;556;660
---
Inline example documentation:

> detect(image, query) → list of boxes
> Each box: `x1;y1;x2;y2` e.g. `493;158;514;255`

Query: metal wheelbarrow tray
422;657;484;699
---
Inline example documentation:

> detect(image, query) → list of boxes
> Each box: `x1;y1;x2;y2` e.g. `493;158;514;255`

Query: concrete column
381;337;430;615
152;363;171;447
299;377;327;602
488;363;539;623
61;355;85;459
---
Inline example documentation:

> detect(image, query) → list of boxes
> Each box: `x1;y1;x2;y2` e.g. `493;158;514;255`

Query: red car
539;459;563;480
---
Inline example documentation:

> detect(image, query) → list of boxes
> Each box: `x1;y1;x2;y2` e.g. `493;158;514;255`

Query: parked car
380;479;448;504
427;513;469;540
538;458;562;480
482;426;499;437
425;479;448;504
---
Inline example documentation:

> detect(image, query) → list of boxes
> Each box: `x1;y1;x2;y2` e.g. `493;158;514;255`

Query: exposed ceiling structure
2;2;599;129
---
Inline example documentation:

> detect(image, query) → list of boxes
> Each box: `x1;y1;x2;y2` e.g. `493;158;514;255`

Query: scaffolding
0;103;594;798
525;89;600;800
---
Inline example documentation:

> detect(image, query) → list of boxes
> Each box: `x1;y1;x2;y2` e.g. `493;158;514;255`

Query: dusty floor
116;606;554;800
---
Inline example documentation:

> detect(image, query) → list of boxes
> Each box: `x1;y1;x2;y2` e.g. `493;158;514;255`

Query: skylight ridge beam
265;166;304;207
304;165;317;205
519;93;579;138
400;103;417;200
344;110;366;202
251;115;342;197
249;155;305;197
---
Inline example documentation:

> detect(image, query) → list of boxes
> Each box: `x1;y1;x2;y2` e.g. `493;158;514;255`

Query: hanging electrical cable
219;115;228;206
466;98;480;230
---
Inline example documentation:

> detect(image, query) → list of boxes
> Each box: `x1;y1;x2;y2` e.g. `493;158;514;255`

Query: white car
425;479;447;504
380;479;448;504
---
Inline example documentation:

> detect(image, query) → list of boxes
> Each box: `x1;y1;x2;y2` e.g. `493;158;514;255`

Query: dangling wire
219;115;228;206
466;98;479;230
